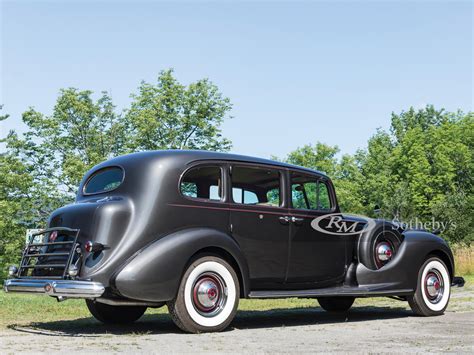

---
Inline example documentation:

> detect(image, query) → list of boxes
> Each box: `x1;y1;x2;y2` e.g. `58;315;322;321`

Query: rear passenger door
228;164;289;289
173;164;230;235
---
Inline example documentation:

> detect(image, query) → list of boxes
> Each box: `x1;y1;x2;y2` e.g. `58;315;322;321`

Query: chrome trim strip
248;288;414;299
3;278;105;298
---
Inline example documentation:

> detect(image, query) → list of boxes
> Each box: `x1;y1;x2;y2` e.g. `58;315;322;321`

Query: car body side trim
248;287;414;299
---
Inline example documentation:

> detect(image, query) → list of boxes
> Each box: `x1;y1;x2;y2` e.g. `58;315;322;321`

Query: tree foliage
8;89;124;195
124;69;232;152
282;106;473;245
0;106;35;280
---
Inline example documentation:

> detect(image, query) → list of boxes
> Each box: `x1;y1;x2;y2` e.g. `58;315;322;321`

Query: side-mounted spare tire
358;220;403;270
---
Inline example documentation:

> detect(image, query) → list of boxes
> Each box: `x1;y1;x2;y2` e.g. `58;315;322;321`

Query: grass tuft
453;245;474;275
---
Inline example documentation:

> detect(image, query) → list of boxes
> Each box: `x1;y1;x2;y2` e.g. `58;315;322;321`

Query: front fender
356;230;454;291
113;228;250;302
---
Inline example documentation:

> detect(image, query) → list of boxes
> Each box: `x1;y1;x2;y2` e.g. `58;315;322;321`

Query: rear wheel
167;255;240;333
86;300;147;324
318;297;355;313
408;257;451;316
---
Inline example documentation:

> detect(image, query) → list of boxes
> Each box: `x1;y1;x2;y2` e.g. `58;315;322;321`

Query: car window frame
179;163;226;203
289;171;336;213
229;163;285;209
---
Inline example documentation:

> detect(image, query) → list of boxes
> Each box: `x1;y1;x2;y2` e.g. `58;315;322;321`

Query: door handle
279;216;290;224
291;216;304;224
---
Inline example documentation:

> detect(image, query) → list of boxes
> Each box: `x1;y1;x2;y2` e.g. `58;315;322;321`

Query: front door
286;171;347;285
228;164;289;289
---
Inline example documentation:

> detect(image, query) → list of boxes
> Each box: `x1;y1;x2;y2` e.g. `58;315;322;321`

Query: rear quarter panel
114;227;250;302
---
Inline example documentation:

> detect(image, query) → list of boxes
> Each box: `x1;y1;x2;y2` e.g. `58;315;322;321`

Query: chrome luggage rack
4;227;105;299
18;227;81;279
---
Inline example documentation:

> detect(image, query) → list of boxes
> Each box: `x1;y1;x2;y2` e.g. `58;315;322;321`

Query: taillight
85;241;105;253
85;241;94;253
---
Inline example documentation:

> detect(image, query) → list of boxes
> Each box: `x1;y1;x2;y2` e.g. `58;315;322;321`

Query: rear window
83;167;124;195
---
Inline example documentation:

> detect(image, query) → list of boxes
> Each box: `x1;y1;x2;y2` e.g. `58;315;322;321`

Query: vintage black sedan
4;150;464;333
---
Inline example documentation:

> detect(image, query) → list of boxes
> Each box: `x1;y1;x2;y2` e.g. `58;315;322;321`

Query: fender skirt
113;228;250;302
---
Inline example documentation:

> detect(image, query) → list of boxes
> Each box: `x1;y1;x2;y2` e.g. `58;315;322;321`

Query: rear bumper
3;278;105;298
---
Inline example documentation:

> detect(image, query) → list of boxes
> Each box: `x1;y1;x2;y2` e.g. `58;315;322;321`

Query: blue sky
1;0;472;159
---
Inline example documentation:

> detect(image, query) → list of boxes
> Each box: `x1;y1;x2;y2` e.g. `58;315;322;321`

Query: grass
1;274;472;331
453;246;474;275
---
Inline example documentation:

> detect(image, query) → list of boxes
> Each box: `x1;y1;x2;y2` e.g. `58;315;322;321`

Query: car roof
110;150;329;179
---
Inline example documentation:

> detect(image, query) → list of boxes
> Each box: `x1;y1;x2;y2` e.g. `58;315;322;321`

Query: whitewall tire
168;255;240;333
408;257;451;316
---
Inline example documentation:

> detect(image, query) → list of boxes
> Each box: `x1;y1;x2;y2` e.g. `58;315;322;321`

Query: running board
248;286;413;299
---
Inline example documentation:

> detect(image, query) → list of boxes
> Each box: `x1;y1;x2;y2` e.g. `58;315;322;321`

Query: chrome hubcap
424;269;444;303
374;241;394;268
376;242;393;261
192;272;227;317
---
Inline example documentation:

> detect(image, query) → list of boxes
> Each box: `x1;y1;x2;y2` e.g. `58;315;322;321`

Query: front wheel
86;300;147;324
167;255;240;333
407;257;451;316
318;297;355;313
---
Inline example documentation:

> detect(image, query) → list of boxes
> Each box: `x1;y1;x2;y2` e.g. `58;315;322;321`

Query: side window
231;166;281;207
318;182;331;209
180;166;222;201
266;187;280;206
291;180;317;210
291;173;332;210
232;188;258;204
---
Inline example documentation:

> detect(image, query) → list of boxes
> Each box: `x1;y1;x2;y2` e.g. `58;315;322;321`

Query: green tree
362;106;473;244
356;129;396;217
281;143;366;214
333;155;365;214
0;154;34;280
0;107;35;279
284;143;339;177
7;89;125;196
280;107;473;245
432;191;473;245
6;69;233;203
124;69;232;152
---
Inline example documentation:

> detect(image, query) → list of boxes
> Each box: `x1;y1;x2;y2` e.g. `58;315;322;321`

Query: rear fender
113;228;250;302
355;230;454;291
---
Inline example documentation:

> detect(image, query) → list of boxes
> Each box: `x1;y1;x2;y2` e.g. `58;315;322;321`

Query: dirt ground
1;303;473;354
0;308;474;354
